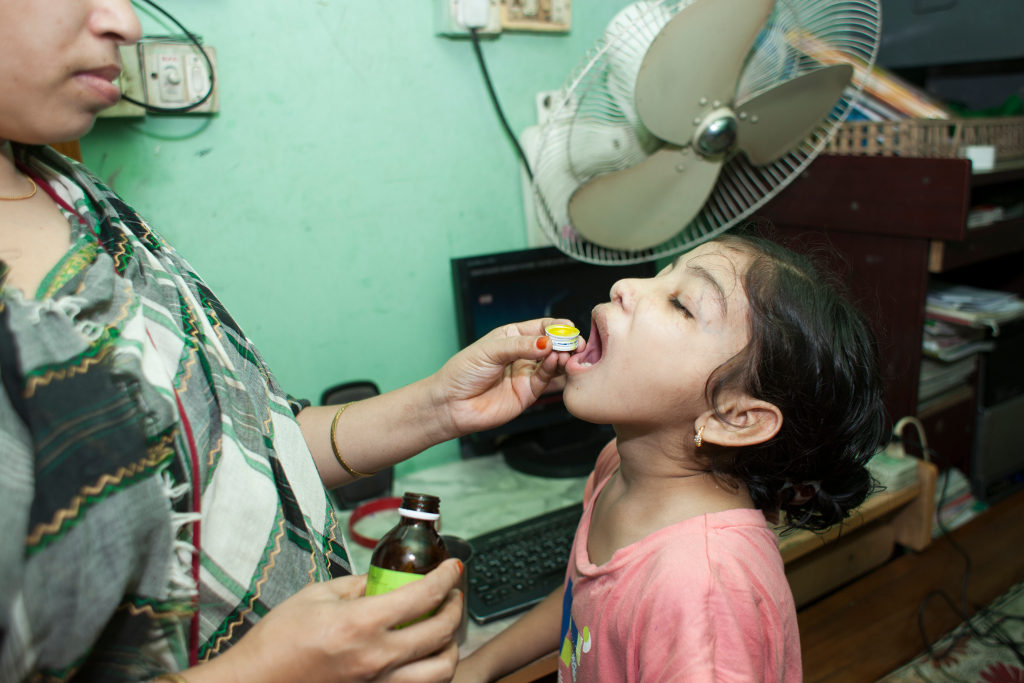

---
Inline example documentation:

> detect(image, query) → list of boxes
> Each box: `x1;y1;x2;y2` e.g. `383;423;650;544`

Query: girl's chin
561;387;609;428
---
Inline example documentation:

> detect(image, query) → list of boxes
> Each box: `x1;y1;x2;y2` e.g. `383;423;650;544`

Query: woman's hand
430;317;585;438
195;559;464;683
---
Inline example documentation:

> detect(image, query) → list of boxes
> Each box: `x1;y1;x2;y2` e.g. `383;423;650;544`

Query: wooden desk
800;486;1024;681
782;459;937;607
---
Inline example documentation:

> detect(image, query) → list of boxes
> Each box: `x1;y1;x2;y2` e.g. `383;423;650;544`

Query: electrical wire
122;0;215;113
912;443;1024;675
468;27;534;181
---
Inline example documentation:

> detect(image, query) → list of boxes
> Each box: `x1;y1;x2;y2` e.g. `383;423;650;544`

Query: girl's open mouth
567;309;605;371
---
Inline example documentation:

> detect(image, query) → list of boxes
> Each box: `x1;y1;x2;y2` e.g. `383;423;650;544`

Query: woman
0;1;575;681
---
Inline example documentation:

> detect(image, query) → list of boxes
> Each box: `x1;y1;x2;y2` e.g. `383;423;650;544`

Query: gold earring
694;424;705;448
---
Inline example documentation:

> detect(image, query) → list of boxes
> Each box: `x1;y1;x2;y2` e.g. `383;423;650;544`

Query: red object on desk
347;496;402;549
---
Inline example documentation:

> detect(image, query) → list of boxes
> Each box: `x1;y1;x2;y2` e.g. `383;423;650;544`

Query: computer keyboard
466;501;583;624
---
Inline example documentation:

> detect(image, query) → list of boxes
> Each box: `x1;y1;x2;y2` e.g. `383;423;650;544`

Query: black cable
468;27;533;181
914;445;1024;673
122;0;215;113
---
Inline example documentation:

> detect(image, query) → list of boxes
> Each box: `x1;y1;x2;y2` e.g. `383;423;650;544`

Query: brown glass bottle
365;492;448;597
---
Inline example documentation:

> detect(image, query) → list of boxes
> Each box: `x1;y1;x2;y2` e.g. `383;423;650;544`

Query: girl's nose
610;278;639;311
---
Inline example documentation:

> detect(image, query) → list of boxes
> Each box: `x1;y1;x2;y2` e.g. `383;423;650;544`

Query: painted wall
83;1;627;475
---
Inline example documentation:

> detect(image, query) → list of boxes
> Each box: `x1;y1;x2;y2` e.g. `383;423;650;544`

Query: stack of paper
922;318;995;362
926;282;1024;333
919;355;977;405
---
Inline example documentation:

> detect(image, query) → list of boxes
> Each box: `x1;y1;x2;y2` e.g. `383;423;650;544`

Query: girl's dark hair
703;231;887;532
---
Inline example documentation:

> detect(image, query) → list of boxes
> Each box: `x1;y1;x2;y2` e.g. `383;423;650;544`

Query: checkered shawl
0;146;351;681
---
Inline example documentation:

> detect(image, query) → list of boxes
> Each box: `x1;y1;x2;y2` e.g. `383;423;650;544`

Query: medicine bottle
366;492;448;597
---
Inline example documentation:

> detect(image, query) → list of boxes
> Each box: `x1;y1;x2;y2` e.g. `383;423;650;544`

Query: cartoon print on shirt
558;578;592;681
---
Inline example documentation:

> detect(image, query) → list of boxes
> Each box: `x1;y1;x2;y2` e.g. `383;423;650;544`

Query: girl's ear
698;394;782;448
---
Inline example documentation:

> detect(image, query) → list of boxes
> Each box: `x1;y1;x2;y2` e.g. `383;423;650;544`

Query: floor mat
879;579;1024;682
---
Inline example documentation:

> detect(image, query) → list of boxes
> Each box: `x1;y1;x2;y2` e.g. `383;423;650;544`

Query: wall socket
436;0;502;37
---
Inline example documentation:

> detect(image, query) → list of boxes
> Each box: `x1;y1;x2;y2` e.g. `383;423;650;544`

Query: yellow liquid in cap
546;325;579;337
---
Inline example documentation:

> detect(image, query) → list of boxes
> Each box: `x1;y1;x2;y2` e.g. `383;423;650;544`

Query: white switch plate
139;41;219;113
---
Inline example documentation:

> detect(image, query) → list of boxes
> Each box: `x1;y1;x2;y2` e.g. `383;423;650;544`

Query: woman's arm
452;585;564;683
299;317;580;489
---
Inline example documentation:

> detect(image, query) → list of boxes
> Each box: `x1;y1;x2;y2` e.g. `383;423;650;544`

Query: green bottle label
366;565;424;595
366;565;435;627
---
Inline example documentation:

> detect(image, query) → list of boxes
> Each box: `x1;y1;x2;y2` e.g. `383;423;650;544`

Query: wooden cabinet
926;163;1024;497
761;154;1024;486
759;154;971;423
928;162;1024;277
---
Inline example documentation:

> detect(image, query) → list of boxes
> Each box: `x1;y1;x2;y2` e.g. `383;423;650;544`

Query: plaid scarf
0;146;350;681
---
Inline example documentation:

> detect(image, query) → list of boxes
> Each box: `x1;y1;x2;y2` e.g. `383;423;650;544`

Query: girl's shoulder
599;507;772;573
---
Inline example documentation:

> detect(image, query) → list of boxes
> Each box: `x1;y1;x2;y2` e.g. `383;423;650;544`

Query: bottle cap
545;324;580;351
398;507;441;521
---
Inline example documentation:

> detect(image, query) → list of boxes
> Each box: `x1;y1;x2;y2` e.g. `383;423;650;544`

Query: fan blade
736;63;854;166
634;0;775;147
568;146;723;251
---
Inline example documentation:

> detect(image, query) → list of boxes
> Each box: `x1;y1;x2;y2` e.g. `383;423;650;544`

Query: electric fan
528;0;881;264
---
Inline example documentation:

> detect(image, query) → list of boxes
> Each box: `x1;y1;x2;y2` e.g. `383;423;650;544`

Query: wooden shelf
760;155;970;240
799;487;1024;682
780;460;938;608
918;384;975;418
498;653;558;683
929;160;1024;272
776;464;931;564
970;159;1024;188
929;215;1024;272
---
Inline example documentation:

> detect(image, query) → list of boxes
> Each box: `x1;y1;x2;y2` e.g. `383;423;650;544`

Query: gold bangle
153;674;188;683
330;401;374;479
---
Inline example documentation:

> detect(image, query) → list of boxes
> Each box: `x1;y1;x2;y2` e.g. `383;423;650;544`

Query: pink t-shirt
557;441;801;682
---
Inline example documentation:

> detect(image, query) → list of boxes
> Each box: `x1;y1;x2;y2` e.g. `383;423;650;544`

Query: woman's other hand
431;317;584;437
197;559;464;683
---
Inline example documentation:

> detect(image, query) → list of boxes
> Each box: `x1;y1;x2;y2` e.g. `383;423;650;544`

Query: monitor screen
450;246;657;477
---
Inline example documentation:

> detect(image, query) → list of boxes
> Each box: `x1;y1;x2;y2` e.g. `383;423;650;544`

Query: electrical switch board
139;40;219;113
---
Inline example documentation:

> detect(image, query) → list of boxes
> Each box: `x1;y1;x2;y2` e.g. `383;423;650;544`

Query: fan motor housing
694;108;738;158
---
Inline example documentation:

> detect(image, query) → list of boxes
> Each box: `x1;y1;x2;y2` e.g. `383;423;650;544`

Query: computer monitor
450;246;657;477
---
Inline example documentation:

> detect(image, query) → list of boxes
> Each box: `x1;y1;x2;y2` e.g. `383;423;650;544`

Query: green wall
83;1;628;475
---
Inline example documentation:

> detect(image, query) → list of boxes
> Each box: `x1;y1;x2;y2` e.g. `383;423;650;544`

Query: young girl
454;232;887;682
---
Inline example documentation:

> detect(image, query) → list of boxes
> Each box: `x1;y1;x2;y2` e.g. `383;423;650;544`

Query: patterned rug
880;580;1024;682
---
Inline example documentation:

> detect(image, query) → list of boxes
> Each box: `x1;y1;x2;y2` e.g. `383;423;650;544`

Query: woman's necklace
0;176;37;201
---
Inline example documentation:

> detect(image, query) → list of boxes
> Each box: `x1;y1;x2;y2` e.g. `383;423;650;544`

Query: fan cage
531;0;881;265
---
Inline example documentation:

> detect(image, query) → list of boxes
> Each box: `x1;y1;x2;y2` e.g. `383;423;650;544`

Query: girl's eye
671;298;692;318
